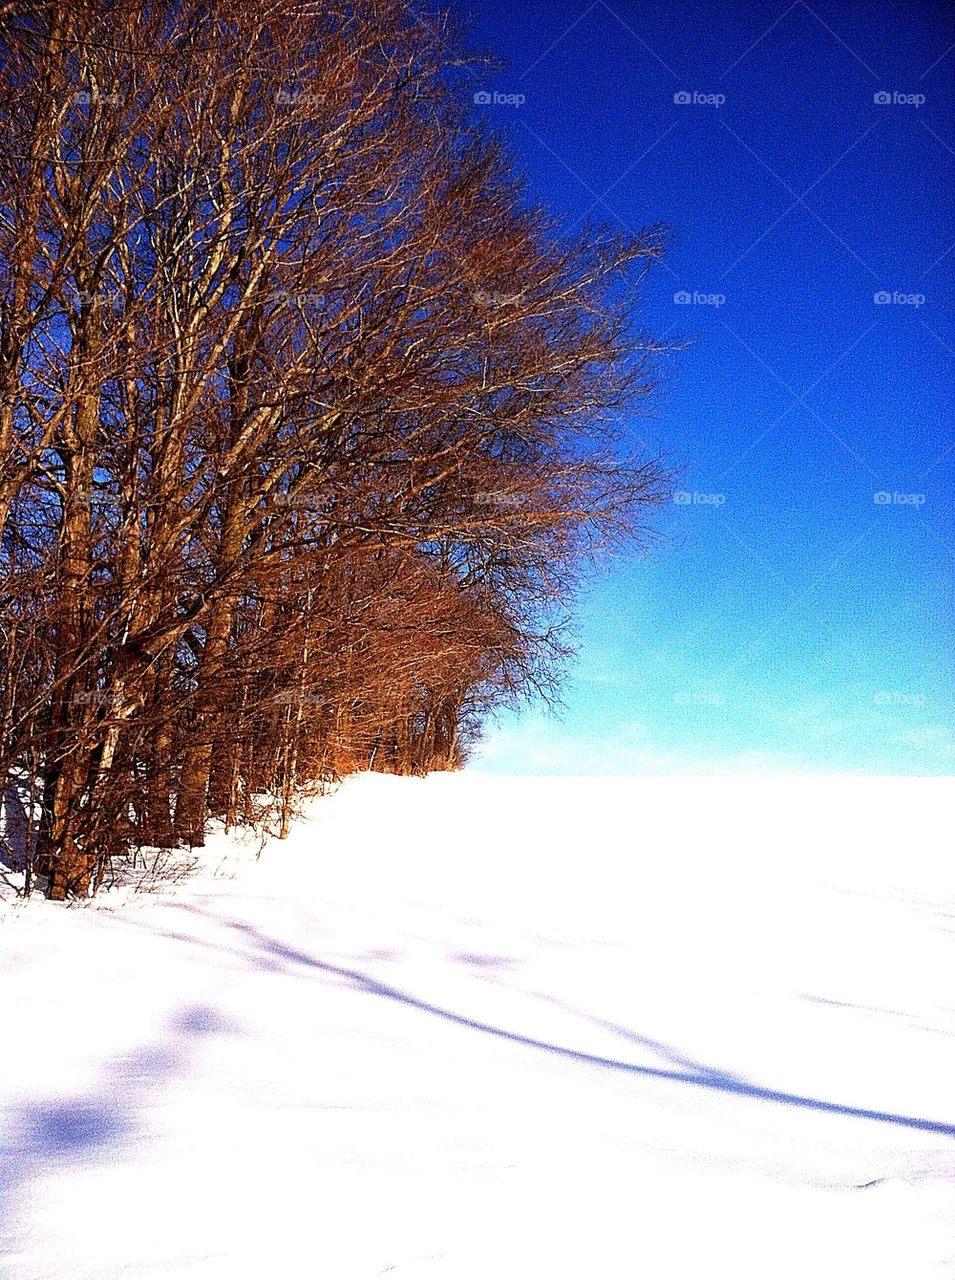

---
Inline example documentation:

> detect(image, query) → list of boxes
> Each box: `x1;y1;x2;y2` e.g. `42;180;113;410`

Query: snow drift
2;772;954;1278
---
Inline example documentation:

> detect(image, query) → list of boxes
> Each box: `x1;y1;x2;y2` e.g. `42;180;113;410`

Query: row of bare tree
0;0;670;898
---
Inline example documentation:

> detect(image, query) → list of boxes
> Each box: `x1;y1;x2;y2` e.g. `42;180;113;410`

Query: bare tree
0;0;673;898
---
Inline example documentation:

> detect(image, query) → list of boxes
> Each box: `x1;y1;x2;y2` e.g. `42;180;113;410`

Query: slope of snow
2;773;954;1279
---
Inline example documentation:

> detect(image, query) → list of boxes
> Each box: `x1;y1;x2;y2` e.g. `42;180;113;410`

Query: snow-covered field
2;772;954;1279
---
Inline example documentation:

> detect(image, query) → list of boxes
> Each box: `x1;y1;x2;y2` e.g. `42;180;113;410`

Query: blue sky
452;0;955;775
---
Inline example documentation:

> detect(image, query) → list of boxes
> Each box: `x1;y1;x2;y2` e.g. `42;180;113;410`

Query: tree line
0;0;671;898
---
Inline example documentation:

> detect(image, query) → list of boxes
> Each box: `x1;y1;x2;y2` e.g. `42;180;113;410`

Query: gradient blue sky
450;0;954;775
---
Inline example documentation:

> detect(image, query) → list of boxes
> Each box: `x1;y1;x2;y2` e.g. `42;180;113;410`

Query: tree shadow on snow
1;1003;240;1200
0;776;38;877
163;905;955;1140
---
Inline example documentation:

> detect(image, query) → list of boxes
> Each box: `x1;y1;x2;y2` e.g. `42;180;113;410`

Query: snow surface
2;772;954;1279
